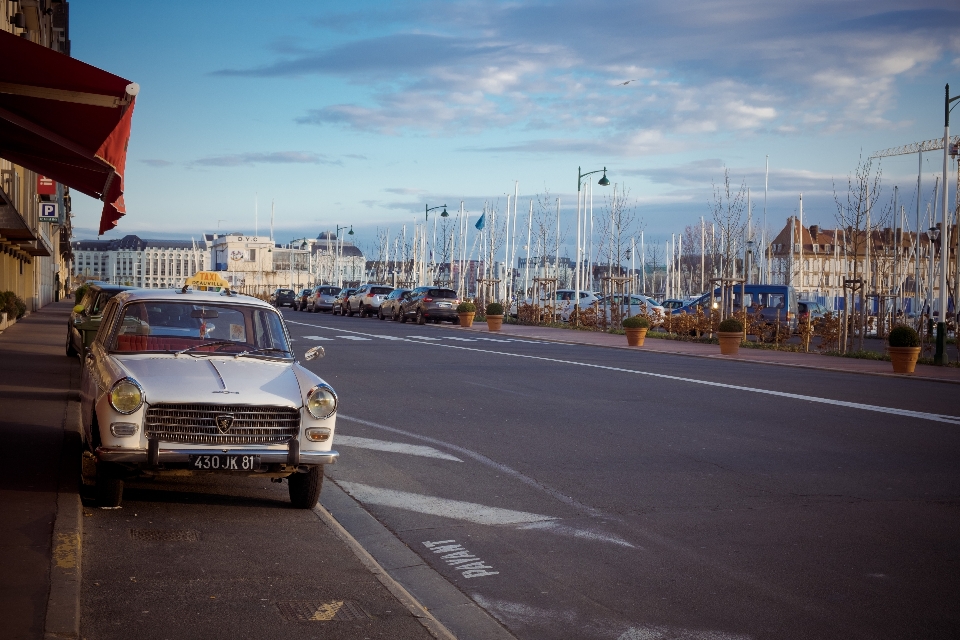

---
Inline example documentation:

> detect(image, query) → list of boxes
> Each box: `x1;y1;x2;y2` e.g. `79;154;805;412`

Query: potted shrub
622;315;650;346
457;301;477;327
716;317;744;355
888;324;921;374
485;302;504;331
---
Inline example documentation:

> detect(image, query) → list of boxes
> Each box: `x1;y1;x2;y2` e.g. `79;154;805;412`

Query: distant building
72;235;213;288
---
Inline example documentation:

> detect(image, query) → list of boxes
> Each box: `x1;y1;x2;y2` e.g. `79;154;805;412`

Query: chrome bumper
96;446;338;465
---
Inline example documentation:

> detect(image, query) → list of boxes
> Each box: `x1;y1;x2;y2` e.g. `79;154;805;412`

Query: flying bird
620;79;639;85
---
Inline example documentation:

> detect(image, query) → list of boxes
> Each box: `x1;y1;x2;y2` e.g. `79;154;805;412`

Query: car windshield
110;301;291;357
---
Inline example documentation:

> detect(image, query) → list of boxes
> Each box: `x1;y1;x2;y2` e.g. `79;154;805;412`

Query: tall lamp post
335;225;354;288
745;239;755;285
575;167;610;324
936;84;960;365
425;204;449;221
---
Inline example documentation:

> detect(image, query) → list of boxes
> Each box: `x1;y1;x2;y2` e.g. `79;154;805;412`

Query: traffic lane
80;473;435;640
326;423;955;640
284;310;960;418
296;330;955;636
295;329;960;514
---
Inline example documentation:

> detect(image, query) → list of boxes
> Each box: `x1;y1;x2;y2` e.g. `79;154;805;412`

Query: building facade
0;0;72;311
72;234;213;288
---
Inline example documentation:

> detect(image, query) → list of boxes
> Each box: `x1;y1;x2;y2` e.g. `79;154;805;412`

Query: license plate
188;454;260;470
438;303;451;308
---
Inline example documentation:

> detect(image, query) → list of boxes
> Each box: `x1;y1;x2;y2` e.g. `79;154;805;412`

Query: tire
416;308;425;325
392;307;401;322
400;309;407;323
347;305;355;317
95;465;124;507
359;305;366;318
66;331;78;358
378;307;385;320
288;466;324;508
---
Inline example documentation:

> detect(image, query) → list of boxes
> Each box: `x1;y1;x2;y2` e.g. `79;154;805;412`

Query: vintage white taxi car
79;286;338;508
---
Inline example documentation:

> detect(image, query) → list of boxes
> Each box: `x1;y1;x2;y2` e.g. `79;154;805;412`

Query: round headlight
109;378;144;414
306;384;337;419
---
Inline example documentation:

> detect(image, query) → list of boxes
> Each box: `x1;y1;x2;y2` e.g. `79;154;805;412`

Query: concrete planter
0;312;9;331
717;331;742;355
625;327;648;347
486;314;504;331
888;346;921;374
458;312;475;328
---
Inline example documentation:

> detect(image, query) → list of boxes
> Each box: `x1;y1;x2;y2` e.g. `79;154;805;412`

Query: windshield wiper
234;347;291;359
174;340;238;357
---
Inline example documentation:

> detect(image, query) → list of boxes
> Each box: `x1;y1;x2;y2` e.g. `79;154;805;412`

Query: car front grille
145;403;300;445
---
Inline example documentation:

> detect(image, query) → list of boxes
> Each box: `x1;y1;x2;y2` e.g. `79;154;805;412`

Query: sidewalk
0;301;80;640
0;301;457;640
451;321;960;384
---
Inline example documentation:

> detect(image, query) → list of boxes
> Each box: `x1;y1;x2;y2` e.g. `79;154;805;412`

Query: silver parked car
345;284;394;317
308;285;342;313
79;288;339;508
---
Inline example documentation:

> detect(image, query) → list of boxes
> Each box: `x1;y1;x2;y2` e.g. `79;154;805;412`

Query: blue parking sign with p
39;202;58;221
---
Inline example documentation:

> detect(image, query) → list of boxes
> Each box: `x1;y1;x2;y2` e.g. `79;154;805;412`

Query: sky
70;0;960;257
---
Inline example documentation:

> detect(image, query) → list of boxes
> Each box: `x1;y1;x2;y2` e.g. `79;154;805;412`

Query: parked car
378;288;411;320
399;287;460;324
599;294;666;322
296;288;313;311
67;283;136;358
270;288;297;308
345;284;394;317
308;285;342;313
660;299;685;312
798;300;830;323
509;289;600;321
673;284;798;331
332;288;357;315
79;288;339;508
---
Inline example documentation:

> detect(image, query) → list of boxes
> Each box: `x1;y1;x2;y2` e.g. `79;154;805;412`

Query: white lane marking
405;335;441;340
444;337;477;342
336;336;371;341
423;539;499;578
286;320;960;426
302;335;334;341
337;481;556;526
336;413;605;517
335;435;462;461
517;521;635;548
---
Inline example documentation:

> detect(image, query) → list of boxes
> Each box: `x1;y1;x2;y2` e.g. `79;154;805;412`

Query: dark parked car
673;284;798;331
332;288;357;315
378;288;411;320
399;287;460;324
345;284;394;317
67;283;136;357
308;285;342;313
798;300;830;323
296;288;313;311
270;288;297;308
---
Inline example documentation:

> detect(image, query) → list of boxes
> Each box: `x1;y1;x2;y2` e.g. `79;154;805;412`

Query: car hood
115;356;303;407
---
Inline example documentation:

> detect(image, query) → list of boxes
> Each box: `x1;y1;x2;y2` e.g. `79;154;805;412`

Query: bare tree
710;168;747;282
833;153;887;351
596;185;639;281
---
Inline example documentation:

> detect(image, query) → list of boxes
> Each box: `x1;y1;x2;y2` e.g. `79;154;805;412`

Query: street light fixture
425;204;448;221
574;167;611;323
334;225;354;288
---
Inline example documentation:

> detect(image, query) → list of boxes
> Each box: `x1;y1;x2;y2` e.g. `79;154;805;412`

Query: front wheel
392;307;401;322
66;332;78;357
95;465;124;507
378;307;385;320
288;466;324;508
416;308;425;325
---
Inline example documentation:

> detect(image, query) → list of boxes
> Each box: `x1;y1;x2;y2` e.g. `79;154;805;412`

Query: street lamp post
935;83;960;365
335;225;354;288
575;167;610;324
425;204;449;221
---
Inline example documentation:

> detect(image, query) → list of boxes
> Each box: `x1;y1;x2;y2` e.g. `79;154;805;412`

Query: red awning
0;30;137;235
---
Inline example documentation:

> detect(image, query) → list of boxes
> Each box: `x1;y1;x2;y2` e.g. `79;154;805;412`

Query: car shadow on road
81;482;293;509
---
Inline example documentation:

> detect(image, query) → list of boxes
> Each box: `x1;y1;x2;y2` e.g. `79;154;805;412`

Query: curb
317;481;518;640
442;324;960;386
44;401;83;640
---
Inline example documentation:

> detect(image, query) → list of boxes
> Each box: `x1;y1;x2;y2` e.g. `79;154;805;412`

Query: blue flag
475;213;485;230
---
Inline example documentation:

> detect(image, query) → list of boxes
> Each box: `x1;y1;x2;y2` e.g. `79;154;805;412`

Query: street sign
37;175;56;195
39;201;58;221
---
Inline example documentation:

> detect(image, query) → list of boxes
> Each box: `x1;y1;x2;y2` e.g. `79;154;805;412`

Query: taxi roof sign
184;271;231;291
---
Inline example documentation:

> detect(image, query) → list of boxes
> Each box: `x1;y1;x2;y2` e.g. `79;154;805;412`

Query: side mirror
73;304;85;314
304;346;325;361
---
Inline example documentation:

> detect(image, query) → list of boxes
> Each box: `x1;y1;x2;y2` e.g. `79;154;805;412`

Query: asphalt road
283;308;960;640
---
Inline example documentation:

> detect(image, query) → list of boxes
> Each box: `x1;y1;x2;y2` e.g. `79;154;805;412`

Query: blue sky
71;0;960;255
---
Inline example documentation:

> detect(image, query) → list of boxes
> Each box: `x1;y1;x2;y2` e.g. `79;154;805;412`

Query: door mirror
73;304;85;314
304;346;325;361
